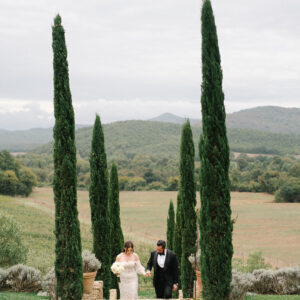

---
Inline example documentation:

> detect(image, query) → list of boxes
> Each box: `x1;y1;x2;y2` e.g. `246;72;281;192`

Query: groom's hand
172;284;178;291
145;270;151;277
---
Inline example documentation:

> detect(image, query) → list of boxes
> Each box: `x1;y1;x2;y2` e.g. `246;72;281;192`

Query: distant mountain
31;120;300;159
0;128;53;152
0;124;89;152
2;106;300;152
226;106;300;135
151;107;300;135
149;113;200;125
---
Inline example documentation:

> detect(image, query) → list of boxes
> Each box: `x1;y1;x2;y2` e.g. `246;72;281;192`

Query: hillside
1;106;300;152
226;106;300;134
149;113;200;125
32;120;300;159
0;128;53;152
0;124;88;152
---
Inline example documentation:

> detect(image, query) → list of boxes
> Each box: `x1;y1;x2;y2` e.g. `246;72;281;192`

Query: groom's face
156;245;164;254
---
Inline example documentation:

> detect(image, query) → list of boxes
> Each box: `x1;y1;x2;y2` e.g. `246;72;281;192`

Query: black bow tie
158;253;165;256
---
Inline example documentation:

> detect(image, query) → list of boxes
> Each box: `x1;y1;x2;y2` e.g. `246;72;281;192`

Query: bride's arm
115;253;122;263
133;254;146;275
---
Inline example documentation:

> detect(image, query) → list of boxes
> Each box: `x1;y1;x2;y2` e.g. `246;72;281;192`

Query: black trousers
155;266;172;299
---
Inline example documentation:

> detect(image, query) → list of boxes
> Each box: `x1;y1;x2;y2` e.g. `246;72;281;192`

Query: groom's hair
157;240;166;249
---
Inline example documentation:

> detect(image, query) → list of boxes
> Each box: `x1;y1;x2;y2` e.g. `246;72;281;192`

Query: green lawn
246;296;300;300
0;292;49;299
1;292;300;300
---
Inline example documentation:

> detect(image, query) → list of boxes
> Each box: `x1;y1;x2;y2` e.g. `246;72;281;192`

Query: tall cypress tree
180;120;197;298
109;163;124;297
199;1;233;299
166;200;175;250
52;15;83;300
174;191;182;291
89;115;111;299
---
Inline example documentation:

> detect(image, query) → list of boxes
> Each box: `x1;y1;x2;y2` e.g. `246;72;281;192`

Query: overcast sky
1;0;300;130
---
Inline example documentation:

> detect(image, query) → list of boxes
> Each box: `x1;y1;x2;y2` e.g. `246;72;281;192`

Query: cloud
0;0;300;129
1;96;299;130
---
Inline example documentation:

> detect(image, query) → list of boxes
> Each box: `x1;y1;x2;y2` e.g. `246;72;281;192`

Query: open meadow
0;186;299;299
1;187;300;299
13;187;300;269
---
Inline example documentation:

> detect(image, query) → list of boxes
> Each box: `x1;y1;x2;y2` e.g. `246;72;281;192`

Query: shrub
232;258;247;273
17;167;37;196
246;251;271;273
126;177;146;191
6;264;42;292
0;151;37;196
166;176;179;191
251;269;278;294
0;170;18;195
232;252;271;273
275;267;300;294
146;181;166;191
82;250;101;273
0;267;8;290
41;267;56;299
230;270;254;300
258;170;281;194
248;181;261;192
275;178;300;203
288;163;300;177
119;176;129;190
0;213;28;267
230;267;300;295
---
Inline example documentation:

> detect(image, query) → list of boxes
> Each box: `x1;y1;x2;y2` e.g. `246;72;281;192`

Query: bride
114;241;146;299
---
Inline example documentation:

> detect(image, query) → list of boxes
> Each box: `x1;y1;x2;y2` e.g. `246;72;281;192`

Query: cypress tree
166;200;175;250
89;115;111;299
180;121;197;298
109;163;124;297
199;1;233;299
52;14;83;300
174;191;182;291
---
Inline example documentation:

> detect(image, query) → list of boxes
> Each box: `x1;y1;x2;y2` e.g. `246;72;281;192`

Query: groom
146;240;179;299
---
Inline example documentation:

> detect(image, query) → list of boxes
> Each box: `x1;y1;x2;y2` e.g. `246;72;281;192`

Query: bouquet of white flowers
111;262;125;282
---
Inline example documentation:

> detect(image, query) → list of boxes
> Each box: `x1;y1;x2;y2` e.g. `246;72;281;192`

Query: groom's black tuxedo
147;249;179;299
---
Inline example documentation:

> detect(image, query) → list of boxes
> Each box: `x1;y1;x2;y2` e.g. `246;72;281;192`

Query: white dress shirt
157;249;167;268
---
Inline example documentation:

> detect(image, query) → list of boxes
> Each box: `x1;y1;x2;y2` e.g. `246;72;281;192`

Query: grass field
1;292;300;300
0;292;48;299
1;188;300;298
18;187;300;268
245;297;300;300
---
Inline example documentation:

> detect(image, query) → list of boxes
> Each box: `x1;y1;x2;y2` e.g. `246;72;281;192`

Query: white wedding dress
119;260;146;299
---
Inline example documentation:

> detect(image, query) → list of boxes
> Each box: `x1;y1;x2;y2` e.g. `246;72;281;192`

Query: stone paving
82;280;202;300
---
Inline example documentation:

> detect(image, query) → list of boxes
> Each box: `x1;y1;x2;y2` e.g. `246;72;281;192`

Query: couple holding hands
112;240;179;299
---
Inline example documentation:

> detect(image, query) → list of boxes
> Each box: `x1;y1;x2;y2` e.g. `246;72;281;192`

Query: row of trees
52;16;123;300
167;1;233;299
19;149;300;202
166;121;197;298
53;3;233;299
230;154;300;202
89;115;124;298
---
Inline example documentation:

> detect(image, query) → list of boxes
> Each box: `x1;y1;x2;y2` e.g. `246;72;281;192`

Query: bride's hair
123;241;134;253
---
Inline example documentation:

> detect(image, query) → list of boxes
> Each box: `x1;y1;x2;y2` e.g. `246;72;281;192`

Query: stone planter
83;271;97;294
